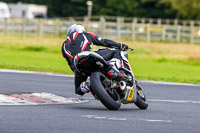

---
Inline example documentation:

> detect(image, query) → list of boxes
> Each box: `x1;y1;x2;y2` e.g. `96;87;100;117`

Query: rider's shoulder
86;32;97;37
63;38;71;44
66;36;72;43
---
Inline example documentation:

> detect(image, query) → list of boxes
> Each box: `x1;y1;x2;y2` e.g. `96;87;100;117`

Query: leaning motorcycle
74;48;148;110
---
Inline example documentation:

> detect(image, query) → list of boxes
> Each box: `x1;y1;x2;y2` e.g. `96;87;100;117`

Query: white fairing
110;58;121;71
120;51;134;77
120;51;129;62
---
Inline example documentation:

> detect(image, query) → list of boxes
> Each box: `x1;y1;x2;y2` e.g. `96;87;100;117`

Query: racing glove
120;43;129;51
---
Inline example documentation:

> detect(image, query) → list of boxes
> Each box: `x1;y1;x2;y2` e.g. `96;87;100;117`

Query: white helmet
67;24;85;35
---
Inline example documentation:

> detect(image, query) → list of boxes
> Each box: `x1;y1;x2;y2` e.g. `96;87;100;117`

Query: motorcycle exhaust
119;81;126;90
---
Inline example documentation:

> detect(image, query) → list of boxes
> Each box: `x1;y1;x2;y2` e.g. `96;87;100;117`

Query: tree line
1;0;200;20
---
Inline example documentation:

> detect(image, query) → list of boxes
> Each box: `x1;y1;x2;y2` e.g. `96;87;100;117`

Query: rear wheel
90;72;121;110
135;81;148;109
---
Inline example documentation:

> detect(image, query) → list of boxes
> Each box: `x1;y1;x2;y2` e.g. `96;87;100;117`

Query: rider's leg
107;58;126;80
95;49;126;80
74;71;90;95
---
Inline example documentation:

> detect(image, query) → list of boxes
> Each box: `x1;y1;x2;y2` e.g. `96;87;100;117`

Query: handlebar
127;47;134;51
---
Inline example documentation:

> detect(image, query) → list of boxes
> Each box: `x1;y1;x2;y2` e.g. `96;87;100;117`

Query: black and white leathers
62;31;122;71
61;31;124;95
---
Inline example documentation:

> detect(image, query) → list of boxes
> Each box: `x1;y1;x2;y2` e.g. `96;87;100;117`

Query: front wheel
90;72;121;110
135;81;148;109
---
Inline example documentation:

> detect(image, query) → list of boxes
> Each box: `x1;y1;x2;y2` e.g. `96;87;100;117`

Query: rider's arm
87;32;126;49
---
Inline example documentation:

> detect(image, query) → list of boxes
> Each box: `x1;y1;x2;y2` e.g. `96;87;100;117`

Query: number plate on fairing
122;87;136;104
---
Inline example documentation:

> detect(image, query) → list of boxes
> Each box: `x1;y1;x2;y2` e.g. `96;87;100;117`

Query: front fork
119;52;138;104
105;51;138;104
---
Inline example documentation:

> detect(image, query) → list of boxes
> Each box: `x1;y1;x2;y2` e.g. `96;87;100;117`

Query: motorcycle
74;48;148;110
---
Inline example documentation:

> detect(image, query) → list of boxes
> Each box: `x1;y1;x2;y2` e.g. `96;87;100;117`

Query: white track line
0;69;74;77
140;80;200;87
149;99;200;104
82;115;172;123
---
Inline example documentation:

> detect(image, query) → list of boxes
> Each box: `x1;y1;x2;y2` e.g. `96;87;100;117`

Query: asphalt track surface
0;70;200;133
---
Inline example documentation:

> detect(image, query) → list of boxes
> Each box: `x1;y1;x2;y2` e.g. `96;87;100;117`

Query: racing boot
107;58;127;80
80;82;99;99
107;67;126;80
80;81;90;94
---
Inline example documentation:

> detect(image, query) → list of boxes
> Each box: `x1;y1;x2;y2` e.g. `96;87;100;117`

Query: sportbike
74;48;148;110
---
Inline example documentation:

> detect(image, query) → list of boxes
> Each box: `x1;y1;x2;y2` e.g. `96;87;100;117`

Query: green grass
0;44;72;74
19;46;47;52
129;55;200;84
0;36;200;84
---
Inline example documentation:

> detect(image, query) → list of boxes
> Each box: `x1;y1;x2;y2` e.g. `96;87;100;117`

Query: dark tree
1;0;177;19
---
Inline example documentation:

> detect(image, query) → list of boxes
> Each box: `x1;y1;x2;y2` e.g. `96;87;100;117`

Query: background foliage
2;0;198;19
161;0;200;20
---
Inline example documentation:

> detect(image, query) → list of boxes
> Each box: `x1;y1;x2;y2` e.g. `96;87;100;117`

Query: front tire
135;81;148;109
90;72;121;110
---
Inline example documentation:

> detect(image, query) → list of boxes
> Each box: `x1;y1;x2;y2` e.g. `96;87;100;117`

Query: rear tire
90;72;121;110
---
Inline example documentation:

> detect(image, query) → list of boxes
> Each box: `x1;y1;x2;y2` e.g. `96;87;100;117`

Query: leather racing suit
61;31;127;95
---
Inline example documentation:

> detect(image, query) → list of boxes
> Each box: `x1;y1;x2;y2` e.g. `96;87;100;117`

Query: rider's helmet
67;24;85;35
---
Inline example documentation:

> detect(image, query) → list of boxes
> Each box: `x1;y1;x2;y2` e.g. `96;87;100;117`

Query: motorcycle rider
61;24;129;96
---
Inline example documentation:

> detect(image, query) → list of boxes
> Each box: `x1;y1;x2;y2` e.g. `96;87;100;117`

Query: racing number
127;89;134;101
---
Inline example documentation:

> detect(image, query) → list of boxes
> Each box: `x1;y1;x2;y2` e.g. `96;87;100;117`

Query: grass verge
0;35;200;84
